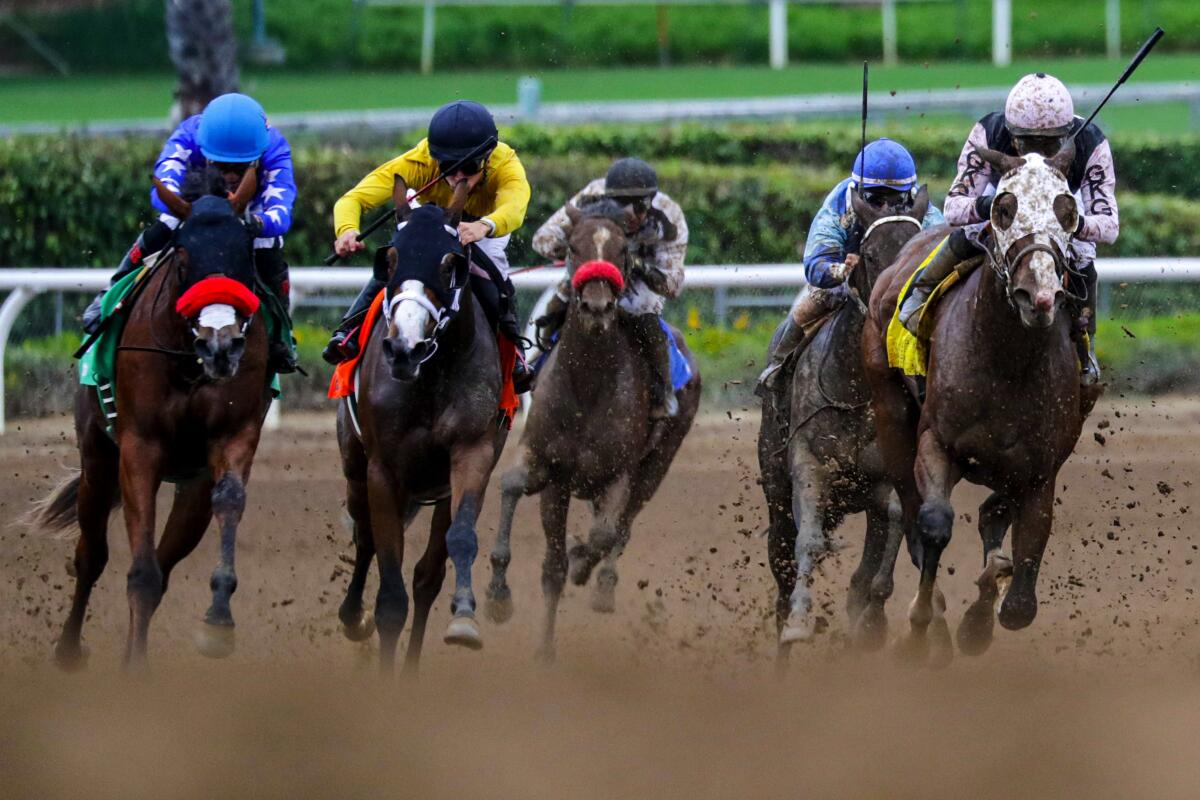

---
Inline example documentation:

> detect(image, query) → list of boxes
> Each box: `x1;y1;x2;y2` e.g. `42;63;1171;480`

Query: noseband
860;214;921;245
984;234;1084;309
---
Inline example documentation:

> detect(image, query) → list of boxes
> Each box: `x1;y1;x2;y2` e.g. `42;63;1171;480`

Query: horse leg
999;482;1055;631
848;486;889;623
536;482;571;664
487;447;539;624
339;476;377;642
588;475;636;614
404;499;450;674
118;436;166;670
779;455;829;645
368;458;410;673
852;487;897;652
157;479;214;595
957;491;1015;655
898;429;956;667
56;438;119;671
443;438;496;650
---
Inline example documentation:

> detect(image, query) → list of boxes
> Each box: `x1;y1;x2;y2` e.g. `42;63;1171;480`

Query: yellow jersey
333;139;531;239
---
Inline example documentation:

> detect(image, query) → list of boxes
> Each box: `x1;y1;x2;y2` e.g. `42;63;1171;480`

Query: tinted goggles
860;187;907;209
613;193;655;214
438;157;485;177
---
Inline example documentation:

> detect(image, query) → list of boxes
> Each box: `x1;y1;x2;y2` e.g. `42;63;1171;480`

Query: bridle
383;241;469;367
983;228;1085;309
851;212;923;314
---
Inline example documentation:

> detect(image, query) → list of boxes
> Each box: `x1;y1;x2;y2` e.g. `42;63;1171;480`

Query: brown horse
758;186;929;659
863;147;1102;662
334;187;512;673
484;199;701;663
29;166;271;669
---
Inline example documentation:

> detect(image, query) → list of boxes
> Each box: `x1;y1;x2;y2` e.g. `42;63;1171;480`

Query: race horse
758;186;929;659
30;165;272;669
863;145;1103;662
334;185;513;672
484;199;701;663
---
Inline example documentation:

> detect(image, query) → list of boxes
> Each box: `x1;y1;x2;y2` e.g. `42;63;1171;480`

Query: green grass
2;53;1198;134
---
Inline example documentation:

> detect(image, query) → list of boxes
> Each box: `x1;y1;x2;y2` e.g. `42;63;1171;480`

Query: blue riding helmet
197;93;270;163
427;100;498;164
851;138;918;192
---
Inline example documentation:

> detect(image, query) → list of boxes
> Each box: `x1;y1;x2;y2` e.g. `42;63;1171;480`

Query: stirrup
899;291;928;335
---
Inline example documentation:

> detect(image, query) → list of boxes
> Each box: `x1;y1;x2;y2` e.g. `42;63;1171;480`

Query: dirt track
3;398;1200;797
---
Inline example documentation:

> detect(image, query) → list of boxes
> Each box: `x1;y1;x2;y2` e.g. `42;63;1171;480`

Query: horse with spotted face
335;185;512;673
29;166;272;670
863;145;1102;664
484;199;701;664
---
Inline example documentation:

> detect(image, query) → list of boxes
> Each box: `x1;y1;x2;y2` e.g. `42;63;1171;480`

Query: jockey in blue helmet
83;92;299;373
756;137;944;394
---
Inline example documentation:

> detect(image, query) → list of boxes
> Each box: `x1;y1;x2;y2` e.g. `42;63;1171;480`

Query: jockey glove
634;263;670;295
975;194;995;221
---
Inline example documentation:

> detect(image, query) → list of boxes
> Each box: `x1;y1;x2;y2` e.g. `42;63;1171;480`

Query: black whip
1076;27;1164;135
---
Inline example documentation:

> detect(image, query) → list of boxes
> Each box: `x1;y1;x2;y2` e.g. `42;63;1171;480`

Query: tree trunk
165;0;239;121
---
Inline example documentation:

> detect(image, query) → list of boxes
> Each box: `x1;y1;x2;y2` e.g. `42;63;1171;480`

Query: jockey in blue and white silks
83;92;298;372
757;138;943;393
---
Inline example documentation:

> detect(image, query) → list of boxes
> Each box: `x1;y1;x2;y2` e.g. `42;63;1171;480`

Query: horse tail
21;469;114;535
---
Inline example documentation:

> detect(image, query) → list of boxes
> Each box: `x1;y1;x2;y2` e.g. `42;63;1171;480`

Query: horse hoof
928;616;954;670
54;642;89;672
779;615;814;645
590;585;616;614
567;544;592;586
485;592;514;625
194;622;236;659
341;611;376;643
443;615;483;650
956;598;997;656
853;602;889;652
998;594;1038;631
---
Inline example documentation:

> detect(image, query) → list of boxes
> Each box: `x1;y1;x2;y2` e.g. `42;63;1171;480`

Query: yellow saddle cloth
886;236;962;378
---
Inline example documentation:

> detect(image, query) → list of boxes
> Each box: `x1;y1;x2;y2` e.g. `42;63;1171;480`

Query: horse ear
850;187;884;226
386;247;400;283
1047;138;1076;177
564;203;583;226
443;180;471;229
1053;193;1079;234
974;147;1025;176
152;176;192;219
229;167;257;215
909;184;930;222
993;193;1018;231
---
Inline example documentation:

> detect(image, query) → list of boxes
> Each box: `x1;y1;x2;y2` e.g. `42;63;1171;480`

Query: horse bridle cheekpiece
383;206;469;366
987;154;1075;304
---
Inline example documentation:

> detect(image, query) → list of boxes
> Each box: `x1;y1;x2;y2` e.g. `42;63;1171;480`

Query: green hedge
1;132;1195;270
9;0;1199;72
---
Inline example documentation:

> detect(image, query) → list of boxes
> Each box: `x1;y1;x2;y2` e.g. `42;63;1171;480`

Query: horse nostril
1034;290;1056;314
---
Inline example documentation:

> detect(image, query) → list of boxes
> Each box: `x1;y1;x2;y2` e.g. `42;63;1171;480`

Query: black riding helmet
427;100;498;169
605;157;658;200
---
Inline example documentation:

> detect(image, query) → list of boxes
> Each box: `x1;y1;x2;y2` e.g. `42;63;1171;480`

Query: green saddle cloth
79;267;288;428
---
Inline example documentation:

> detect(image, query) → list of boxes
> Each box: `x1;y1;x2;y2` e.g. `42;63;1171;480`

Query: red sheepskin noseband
175;275;261;319
572;260;625;294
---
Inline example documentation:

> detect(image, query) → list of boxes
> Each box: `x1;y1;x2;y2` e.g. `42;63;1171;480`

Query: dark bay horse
30;167;271;669
758;186;929;659
484;200;701;662
863;148;1102;662
335;188;511;672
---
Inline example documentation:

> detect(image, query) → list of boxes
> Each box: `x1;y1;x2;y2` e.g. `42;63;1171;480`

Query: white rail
0;257;1197;432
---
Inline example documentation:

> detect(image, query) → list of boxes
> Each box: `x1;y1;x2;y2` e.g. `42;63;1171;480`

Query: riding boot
754;317;806;398
630;314;676;419
82;221;172;334
323;276;386;365
254;248;299;375
898;229;979;335
1076;261;1101;386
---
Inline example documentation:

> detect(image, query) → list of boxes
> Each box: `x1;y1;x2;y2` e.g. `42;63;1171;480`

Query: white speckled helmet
1005;73;1075;137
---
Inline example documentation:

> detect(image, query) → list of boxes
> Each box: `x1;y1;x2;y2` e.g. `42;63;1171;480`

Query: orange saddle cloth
328;291;518;423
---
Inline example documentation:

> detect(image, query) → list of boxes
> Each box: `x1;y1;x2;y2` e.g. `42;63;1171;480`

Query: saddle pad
886;236;962;378
660;318;693;393
328;290;518;425
78;267;146;389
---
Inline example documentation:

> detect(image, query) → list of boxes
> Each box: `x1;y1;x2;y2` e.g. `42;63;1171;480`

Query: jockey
899;72;1119;385
531;157;688;419
82;92;299;373
756;138;944;393
326;99;532;388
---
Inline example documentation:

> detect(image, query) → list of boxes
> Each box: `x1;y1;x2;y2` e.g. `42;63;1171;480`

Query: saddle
886;247;983;378
327;290;520;430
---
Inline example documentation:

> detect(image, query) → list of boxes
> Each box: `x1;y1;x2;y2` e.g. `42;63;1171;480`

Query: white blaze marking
393;279;432;349
198;303;237;330
591;226;611;259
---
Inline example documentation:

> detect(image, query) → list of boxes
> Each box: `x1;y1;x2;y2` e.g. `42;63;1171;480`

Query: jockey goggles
613;193;656;215
438;156;485;177
860;186;909;209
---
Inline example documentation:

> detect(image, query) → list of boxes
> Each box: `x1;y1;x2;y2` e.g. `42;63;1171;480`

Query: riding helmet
197;93;270;163
1005;72;1075;138
851;138;917;192
427;100;499;162
605;157;658;198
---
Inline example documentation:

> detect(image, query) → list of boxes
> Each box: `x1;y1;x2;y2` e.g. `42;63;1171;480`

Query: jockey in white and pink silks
899;72;1120;385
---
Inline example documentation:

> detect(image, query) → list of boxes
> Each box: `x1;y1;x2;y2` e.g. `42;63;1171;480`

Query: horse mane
576;197;628;228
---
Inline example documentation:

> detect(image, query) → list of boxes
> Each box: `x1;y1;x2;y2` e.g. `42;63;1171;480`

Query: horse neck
433;284;480;363
969;263;1059;376
127;256;191;349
